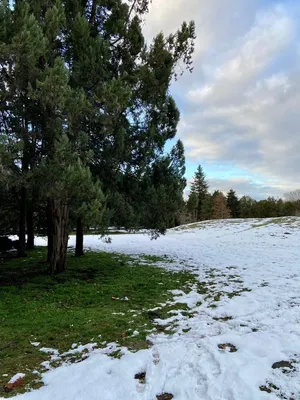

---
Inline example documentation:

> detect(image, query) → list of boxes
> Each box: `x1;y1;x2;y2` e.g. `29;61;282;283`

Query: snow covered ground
5;217;300;400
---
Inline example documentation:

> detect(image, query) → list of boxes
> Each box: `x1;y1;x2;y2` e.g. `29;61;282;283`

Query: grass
0;249;197;396
134;254;174;264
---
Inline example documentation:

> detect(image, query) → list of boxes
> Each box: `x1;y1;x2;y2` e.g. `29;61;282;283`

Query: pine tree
1;1;47;256
138;139;186;233
212;193;231;220
226;189;240;218
190;165;209;220
202;193;213;221
2;0;196;272
186;192;198;221
0;136;19;235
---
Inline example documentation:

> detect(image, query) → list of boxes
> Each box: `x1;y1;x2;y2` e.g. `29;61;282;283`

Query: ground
1;217;300;400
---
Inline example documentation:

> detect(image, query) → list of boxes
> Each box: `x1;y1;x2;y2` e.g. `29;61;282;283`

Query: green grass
0;249;197;396
134;254;174;264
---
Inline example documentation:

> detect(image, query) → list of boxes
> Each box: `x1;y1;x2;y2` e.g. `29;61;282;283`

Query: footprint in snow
152;347;160;365
134;372;146;393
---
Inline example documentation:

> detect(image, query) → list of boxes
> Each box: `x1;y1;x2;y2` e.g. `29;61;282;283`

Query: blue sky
145;0;300;199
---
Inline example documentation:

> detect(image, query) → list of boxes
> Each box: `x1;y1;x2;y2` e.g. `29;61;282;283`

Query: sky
143;0;300;199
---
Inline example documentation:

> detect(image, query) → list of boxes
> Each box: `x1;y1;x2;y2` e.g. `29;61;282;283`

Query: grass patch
136;254;174;264
213;293;222;302
227;288;251;298
0;249;197;396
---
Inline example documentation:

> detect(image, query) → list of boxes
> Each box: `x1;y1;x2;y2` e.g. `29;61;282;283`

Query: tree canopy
0;0;196;272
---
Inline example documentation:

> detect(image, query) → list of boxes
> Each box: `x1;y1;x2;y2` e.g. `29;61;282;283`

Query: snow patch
6;218;300;400
8;373;25;384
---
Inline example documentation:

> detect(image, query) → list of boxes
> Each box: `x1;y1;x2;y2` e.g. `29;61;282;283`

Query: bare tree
284;189;300;202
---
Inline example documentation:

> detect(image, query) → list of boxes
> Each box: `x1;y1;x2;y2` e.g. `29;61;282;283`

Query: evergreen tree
202;193;213;221
190;165;209;221
212;190;220;198
139;139;186;233
226;189;240;218
0;0;47;255
36;136;105;272
2;0;196;272
186;191;198;221
212;193;231;220
0;136;19;235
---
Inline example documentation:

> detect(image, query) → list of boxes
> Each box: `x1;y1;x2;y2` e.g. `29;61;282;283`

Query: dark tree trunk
47;199;53;262
89;0;97;24
18;187;27;257
49;199;69;274
75;217;84;257
26;203;34;250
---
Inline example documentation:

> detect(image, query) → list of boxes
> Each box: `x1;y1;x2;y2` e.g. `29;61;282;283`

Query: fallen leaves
4;376;24;393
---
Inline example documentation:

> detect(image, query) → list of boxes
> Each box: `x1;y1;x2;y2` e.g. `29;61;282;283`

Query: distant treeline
179;165;300;224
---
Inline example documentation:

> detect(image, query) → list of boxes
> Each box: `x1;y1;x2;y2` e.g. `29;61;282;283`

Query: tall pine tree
226;189;240;218
190;165;209;221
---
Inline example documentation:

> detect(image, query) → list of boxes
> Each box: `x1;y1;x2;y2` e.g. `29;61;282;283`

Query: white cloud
187;6;294;104
144;1;299;198
207;177;288;200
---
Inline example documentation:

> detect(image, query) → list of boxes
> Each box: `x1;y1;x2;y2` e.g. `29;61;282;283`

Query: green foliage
186;192;198;216
140;139;186;232
1;0;196;269
239;195;255;218
36;135;105;231
202;193;213;221
0;136;21;235
226;189;240;218
189;165;209;221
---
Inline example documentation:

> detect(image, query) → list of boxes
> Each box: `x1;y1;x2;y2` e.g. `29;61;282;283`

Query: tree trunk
89;0;97;25
26;203;34;250
75;217;84;257
47;200;53;262
18;186;27;257
49;199;69;274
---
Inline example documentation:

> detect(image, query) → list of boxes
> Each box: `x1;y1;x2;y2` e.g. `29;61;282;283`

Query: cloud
184;175;287;200
144;1;300;198
187;6;294;104
207;177;288;200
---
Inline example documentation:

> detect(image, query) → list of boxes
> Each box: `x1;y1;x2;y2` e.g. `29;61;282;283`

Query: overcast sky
144;0;300;199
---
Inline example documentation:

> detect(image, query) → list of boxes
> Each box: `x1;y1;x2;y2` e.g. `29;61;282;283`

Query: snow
39;348;59;355
8;373;25;384
4;218;300;400
61;343;98;356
